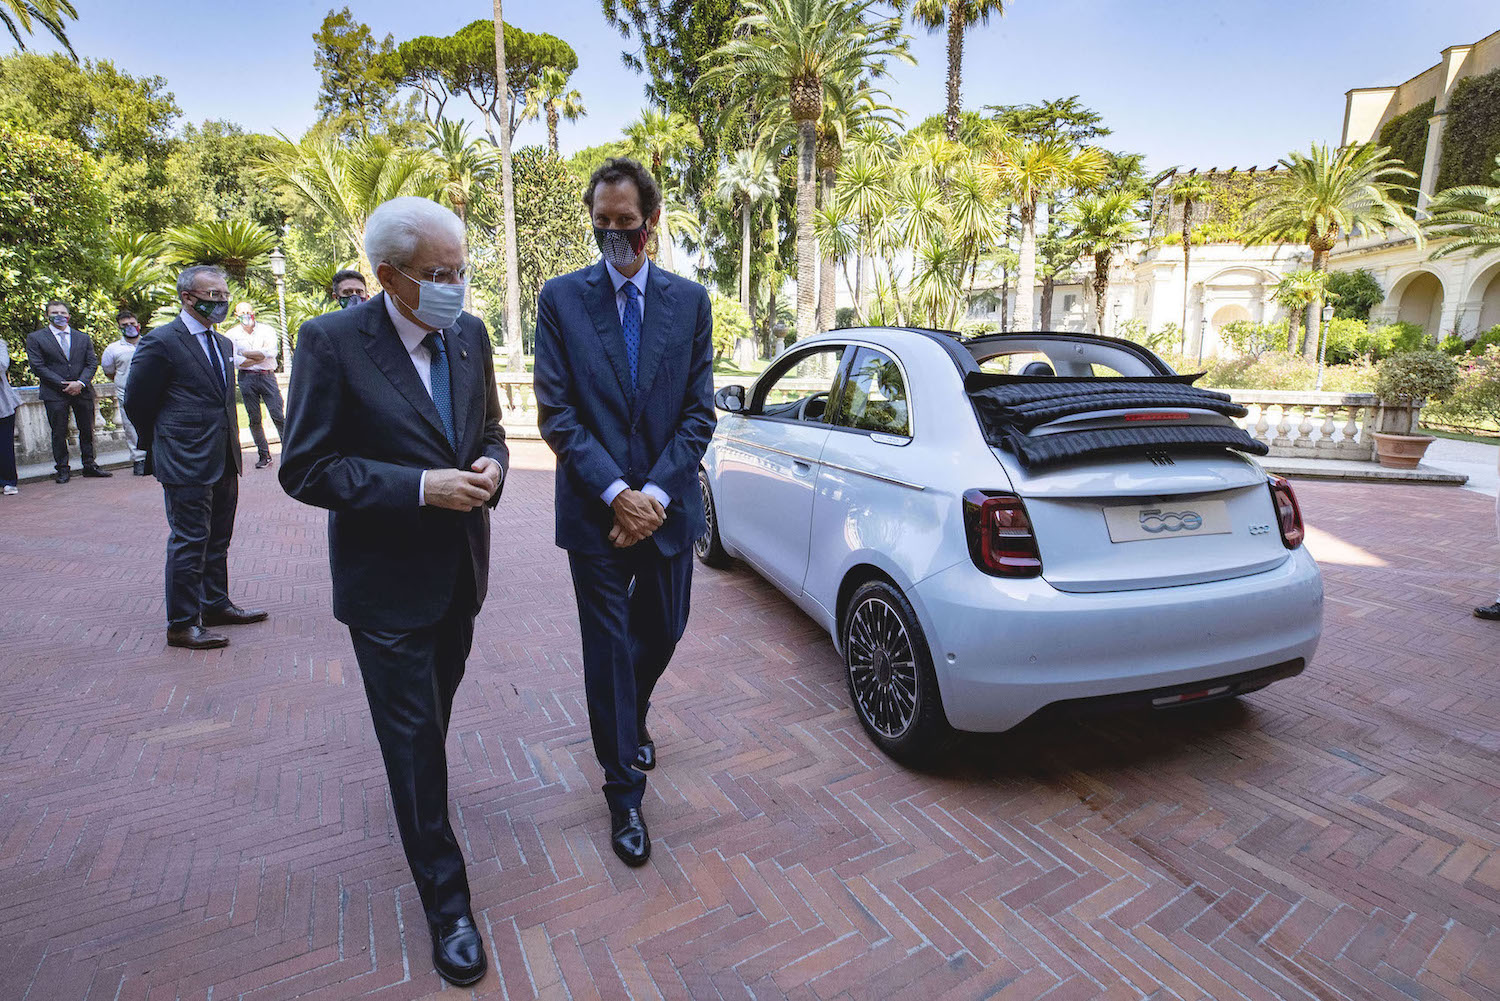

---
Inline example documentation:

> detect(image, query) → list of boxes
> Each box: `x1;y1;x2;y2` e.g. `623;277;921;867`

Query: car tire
842;580;955;765
694;468;733;569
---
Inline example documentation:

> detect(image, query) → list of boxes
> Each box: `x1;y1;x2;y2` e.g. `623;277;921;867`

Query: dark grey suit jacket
532;260;717;556
124;316;241;484
25;326;98;403
278;295;510;631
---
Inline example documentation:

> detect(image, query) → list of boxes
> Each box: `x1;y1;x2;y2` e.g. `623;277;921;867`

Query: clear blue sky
37;1;1500;171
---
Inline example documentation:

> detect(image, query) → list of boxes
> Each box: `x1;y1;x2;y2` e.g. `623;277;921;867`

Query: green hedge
1438;65;1500;191
1378;98;1435;209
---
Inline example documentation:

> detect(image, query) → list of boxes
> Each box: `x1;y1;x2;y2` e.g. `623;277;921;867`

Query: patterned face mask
593;224;650;269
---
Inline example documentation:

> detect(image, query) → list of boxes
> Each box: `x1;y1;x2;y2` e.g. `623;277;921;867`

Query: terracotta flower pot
1372;431;1435;469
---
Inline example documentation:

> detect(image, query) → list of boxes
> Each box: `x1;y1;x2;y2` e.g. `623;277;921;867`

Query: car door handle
793;459;813;476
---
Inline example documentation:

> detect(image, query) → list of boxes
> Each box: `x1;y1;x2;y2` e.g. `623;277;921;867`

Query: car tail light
963;489;1042;577
1267;476;1304;549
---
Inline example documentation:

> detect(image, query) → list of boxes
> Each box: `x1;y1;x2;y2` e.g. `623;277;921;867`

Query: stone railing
12;384;129;468
1221;390;1419;462
10;378;1415;466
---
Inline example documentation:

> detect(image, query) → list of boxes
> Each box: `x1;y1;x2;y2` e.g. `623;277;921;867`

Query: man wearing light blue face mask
279;196;508;990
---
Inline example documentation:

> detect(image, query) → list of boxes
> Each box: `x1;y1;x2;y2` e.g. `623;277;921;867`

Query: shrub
1376;321;1430;354
1162;350;1378;393
1219;320;1282;359
708;291;750;358
1426;347;1500;428
1440;334;1470;355
1321;317;1371;364
1469;325;1500;356
1325;268;1384;321
1374;349;1460;405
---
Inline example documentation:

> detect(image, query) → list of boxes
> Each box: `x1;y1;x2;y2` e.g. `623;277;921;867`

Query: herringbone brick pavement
1;443;1497;1001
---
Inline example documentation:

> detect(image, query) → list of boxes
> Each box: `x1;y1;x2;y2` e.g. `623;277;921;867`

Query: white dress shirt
231;322;280;372
180;310;227;384
600;258;670;511
384;294;445;507
52;325;73;357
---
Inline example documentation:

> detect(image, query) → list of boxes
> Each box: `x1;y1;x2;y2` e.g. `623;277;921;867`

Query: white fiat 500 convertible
697;328;1323;762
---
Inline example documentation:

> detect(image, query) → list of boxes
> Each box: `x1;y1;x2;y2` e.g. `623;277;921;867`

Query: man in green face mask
125;265;268;650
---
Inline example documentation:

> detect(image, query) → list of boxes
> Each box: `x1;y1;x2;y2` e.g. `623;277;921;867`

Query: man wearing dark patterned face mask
125;265;266;651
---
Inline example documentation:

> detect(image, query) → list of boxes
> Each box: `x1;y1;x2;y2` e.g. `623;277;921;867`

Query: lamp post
1111;302;1120;338
1196;316;1208;367
268;248;289;376
1315;302;1335;390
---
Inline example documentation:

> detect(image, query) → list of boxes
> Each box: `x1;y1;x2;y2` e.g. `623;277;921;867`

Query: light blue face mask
392;266;466;330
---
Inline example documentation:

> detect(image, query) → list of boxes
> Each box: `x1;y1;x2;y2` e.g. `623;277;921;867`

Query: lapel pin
460;349;468;360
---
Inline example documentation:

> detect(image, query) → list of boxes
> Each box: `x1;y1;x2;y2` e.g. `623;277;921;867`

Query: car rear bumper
910;547;1323;732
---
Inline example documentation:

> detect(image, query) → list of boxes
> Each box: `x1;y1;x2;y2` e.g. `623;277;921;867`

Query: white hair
363;197;466;270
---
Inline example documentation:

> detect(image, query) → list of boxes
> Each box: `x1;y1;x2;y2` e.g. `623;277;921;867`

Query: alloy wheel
846;596;918;739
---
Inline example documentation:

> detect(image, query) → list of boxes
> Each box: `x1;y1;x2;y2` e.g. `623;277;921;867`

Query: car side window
832;347;910;437
752;346;846;422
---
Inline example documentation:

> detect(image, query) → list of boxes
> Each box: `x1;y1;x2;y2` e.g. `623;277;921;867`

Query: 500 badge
1139;508;1203;533
1103;498;1233;542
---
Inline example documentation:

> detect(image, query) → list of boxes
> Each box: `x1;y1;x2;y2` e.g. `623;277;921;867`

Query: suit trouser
43;395;96;471
162;471;238;629
568;544;693;813
348;570;476;928
238;371;285;459
115;389;145;461
0;414;16;486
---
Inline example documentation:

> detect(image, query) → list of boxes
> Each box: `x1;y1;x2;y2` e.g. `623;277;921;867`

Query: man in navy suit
533;157;716;868
280;197;508;988
126;266;267;649
25;300;111;482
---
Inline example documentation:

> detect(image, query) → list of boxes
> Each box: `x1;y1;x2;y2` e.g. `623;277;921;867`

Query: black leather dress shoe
610;807;651;866
1476;602;1500;621
430;913;487;986
635;724;656;771
54;471;70;484
81;465;112;477
133;459;147;476
167;625;229;649
201;605;269;626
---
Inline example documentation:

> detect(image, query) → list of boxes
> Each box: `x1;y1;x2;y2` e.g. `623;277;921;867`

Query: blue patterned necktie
621;281;641;386
423;331;456;450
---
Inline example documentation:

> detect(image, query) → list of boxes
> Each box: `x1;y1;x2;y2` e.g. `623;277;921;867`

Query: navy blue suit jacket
124;317;241;484
278;295;509;630
533;260;716;556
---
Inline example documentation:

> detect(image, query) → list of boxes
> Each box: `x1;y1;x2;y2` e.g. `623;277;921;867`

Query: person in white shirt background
101;310;148;476
230;302;286;470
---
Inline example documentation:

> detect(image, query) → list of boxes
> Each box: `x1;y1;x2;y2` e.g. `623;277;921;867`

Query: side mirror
714;384;747;414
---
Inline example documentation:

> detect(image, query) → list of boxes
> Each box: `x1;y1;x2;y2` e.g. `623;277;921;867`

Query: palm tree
260;133;436;279
982;134;1106;329
520;66;586;156
106;231;173;319
1167;172;1214;347
897;0;1008;142
1065;189;1141;334
1244;143;1420;357
493;0;524;371
2;0;77;58
706;0;911;340
164;219;279;284
1273;269;1327;354
1425;154;1500;260
716;148;782;319
618;109;702;272
424;119;498;231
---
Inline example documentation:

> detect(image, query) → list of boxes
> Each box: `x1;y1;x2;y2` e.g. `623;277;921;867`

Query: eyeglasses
191;290;231;302
395;264;470;285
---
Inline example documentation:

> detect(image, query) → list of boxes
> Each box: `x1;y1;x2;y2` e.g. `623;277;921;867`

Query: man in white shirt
230;303;286;469
101;310;147;475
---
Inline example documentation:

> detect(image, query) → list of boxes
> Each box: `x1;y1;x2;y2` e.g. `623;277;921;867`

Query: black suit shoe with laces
81;464;112;477
635;724;656;771
1475;602;1500;621
429;913;487;986
166;625;229;650
54;471;70;484
201;604;269;626
610;807;650;866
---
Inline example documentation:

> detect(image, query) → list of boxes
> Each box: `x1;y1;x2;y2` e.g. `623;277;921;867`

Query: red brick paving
1;442;1498;1001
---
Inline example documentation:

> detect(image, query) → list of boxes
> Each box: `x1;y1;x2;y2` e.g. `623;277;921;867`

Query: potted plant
1371;349;1460;468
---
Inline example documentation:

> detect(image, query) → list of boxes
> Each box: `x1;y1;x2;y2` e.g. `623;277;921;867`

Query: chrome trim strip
718;437;821;464
817;459;927;491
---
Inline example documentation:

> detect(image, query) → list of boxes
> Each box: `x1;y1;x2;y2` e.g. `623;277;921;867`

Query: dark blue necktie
423;331;456;450
621;281;641;385
200;332;224;391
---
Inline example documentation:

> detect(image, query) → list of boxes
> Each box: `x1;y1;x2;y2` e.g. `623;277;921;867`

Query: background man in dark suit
25;300;111;482
125;266;267;650
279;197;508;988
533;157;716;868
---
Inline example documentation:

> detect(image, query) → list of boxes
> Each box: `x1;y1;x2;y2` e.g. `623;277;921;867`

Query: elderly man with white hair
279;197;508;987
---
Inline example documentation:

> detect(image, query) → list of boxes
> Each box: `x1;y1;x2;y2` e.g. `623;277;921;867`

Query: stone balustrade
8;377;1419;468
